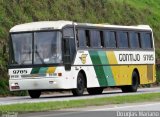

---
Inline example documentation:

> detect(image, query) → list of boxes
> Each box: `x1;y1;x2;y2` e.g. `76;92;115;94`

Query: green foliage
0;0;160;96
0;79;27;96
0;79;9;96
156;67;160;85
0;0;160;47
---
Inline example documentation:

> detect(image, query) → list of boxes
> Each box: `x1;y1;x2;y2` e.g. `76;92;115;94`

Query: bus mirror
63;37;71;71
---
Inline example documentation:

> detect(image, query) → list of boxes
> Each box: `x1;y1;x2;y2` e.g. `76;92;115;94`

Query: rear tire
28;90;41;98
121;71;139;93
87;87;103;95
72;73;85;96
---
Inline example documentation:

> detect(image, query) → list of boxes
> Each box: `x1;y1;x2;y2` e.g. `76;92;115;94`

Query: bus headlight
11;83;20;89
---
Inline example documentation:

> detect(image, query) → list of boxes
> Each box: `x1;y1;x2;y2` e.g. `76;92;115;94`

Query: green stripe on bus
98;51;115;86
39;67;48;74
89;51;116;87
89;51;108;86
31;67;41;74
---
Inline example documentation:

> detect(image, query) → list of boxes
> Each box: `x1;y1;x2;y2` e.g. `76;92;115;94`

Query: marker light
58;73;62;76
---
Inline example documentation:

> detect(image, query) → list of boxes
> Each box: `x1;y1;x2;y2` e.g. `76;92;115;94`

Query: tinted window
141;32;152;49
77;30;86;47
11;33;32;65
90;30;101;48
100;31;104;47
63;28;74;37
129;32;140;48
118;32;129;48
103;31;116;48
85;30;90;47
34;32;62;64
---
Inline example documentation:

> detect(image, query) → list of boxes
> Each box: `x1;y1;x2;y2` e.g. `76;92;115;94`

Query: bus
8;21;156;98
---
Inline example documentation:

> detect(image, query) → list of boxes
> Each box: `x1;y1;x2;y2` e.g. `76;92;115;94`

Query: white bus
9;21;156;98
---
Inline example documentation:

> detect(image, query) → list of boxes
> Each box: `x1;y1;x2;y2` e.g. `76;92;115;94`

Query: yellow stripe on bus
107;51;132;85
106;51;156;85
47;67;56;73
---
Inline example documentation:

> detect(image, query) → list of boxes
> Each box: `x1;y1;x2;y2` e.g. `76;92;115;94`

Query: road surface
19;102;160;117
0;87;160;105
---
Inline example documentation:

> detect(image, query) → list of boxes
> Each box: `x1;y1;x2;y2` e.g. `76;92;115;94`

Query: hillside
0;0;160;95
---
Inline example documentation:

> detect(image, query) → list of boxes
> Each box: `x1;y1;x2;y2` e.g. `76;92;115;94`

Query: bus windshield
10;31;62;65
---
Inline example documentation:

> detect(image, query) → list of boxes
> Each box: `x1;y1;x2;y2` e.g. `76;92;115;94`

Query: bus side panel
106;51;132;86
89;51;116;87
108;65;155;86
75;50;117;87
107;51;155;85
74;50;155;88
138;64;156;84
73;51;100;88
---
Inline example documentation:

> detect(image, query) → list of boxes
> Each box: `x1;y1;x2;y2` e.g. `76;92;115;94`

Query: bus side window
129;32;140;49
103;31;117;48
117;31;129;48
140;32;152;49
77;29;87;48
100;31;104;47
63;27;76;63
137;33;141;48
85;30;90;47
90;30;101;48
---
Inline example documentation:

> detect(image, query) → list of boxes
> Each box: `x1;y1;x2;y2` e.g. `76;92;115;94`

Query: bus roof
77;23;152;31
10;21;73;32
10;20;152;32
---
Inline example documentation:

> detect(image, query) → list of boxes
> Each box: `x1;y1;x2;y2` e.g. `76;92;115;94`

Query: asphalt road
0;87;160;105
19;102;160;117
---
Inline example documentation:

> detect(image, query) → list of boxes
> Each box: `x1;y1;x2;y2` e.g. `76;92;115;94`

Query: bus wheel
72;73;85;96
87;87;103;95
121;71;139;93
28;90;41;98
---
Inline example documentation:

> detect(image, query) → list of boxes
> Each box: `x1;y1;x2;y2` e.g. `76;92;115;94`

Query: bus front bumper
9;78;75;91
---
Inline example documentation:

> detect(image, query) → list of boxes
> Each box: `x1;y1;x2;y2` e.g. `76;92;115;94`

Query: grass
0;93;160;113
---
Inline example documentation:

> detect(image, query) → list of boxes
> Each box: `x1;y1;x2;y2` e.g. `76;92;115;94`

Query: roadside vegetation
0;93;160;113
0;0;160;96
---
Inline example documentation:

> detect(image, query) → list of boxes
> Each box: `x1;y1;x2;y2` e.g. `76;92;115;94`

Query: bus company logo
79;54;87;64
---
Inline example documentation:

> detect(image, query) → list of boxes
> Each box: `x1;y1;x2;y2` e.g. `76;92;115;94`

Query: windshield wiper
35;45;45;64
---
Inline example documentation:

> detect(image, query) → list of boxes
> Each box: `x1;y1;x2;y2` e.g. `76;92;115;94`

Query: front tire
121;71;139;93
72;73;85;96
28;90;41;98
